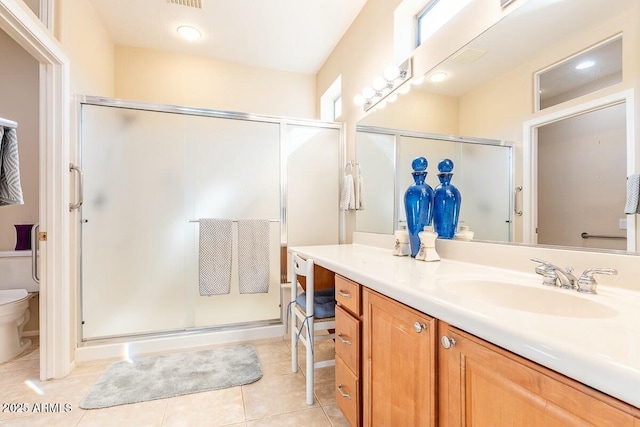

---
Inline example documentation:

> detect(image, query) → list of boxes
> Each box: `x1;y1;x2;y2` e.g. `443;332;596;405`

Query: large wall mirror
355;0;639;253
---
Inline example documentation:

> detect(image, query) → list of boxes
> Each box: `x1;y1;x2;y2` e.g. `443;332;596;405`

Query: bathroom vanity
290;243;640;426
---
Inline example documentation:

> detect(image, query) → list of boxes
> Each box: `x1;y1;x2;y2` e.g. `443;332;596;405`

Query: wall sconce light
354;58;413;111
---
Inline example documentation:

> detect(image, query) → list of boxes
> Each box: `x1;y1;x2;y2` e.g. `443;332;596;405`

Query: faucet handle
577;268;618;294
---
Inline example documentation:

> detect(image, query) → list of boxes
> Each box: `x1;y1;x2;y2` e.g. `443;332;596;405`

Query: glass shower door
81;105;190;339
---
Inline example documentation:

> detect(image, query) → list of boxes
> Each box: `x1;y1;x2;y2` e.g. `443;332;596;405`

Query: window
416;0;471;47
320;76;342;122
333;95;342;120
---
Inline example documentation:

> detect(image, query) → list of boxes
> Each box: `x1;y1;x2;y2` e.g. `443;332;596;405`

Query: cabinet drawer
335;305;361;375
336;355;360;427
335;275;361;316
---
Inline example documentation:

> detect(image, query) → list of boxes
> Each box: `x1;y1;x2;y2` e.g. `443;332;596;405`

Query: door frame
0;0;71;379
522;89;636;251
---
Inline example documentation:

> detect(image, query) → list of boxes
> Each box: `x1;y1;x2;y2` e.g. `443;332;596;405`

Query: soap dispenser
392;224;411;256
415;226;440;262
455;225;474;241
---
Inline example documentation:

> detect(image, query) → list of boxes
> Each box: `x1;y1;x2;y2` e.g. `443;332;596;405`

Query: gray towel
624;174;640;214
198;218;233;296
237;219;270;294
0;127;24;206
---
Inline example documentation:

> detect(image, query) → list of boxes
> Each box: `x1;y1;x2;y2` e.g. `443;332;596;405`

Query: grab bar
69;163;84;211
514;186;523;216
31;223;39;284
581;232;626;240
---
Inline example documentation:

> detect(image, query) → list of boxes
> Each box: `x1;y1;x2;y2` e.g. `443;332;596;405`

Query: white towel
624;174;640;214
0;127;24;206
340;173;355;210
237;219;270;294
199;218;233;296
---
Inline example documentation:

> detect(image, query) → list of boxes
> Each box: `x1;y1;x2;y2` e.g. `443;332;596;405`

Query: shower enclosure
79;97;343;341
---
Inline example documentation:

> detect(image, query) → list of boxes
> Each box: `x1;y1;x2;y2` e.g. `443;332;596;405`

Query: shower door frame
77;96;345;343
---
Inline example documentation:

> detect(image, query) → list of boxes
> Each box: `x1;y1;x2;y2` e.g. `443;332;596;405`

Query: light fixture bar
355;58;413;112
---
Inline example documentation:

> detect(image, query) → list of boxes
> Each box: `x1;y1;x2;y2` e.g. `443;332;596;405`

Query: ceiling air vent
450;48;487;64
168;0;202;8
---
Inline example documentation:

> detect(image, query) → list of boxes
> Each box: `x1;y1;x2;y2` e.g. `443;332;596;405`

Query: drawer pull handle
441;336;457;349
337;334;351;345
337;384;352;400
413;322;427;333
338;290;352;298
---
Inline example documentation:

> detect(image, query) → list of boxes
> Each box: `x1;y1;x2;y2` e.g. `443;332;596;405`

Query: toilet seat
0;289;29;305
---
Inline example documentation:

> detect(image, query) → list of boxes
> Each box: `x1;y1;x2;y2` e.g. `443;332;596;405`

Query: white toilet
0;251;38;363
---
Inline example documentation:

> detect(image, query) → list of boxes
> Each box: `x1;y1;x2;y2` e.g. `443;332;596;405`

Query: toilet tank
0;251;39;292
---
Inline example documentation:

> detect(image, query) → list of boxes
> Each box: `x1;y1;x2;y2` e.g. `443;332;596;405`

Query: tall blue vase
433;159;461;239
404;157;434;257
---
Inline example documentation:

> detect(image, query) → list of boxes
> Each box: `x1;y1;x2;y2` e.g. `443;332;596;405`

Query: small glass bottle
433;159;461;239
404;157;434;257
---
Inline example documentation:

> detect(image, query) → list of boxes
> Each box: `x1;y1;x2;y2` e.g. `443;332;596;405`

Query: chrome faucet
531;258;578;289
531;258;618;294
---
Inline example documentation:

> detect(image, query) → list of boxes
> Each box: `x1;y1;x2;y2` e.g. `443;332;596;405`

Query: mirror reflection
355;0;637;253
356;127;512;242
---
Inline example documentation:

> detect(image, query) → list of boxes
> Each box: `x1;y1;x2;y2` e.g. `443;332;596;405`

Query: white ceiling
416;0;634;97
90;0;367;74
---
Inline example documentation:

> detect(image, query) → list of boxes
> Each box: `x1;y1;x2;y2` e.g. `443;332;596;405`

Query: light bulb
398;83;411;95
362;86;376;99
353;94;366;106
372;76;387;91
384;65;400;81
177;25;201;41
412;75;425;86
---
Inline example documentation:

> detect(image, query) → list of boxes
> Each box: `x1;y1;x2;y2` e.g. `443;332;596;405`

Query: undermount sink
439;279;618;319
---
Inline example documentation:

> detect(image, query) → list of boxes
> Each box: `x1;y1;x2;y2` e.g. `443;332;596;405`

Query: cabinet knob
413;322;427;333
441;335;457;349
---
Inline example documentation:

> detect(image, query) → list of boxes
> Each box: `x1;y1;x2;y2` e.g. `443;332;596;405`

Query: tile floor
0;336;349;426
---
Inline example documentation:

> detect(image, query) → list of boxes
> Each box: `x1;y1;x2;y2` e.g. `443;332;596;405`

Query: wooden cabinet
362;288;437;427
438;321;640;426
330;271;640;426
335;275;362;427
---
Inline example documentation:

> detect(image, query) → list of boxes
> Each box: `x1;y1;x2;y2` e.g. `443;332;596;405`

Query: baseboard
74;324;284;363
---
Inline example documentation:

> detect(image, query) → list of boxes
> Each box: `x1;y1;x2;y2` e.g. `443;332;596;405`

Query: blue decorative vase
404;157;434;257
433;159;461;239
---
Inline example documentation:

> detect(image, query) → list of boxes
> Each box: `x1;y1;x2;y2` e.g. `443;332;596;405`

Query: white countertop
290;243;640;409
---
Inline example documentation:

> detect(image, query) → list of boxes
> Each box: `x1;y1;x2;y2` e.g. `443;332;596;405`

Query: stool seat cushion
295;288;336;319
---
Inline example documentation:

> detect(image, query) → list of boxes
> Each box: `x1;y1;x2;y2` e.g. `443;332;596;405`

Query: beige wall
0;29;39;251
55;0;114;96
115;46;316;119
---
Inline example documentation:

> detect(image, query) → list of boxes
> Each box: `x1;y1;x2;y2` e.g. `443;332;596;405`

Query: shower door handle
31;223;39;284
69;163;84;211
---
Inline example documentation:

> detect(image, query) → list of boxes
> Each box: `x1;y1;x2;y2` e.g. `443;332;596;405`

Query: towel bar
581;232;626;240
188;219;280;223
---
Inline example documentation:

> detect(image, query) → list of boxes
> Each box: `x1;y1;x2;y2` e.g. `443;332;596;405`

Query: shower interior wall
79;100;342;341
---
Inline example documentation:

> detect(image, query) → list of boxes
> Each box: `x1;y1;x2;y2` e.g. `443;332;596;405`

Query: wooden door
438;322;640;426
363;289;437;427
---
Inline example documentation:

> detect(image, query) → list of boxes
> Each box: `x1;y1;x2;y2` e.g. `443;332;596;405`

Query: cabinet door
363;289;437;427
438;322;640;426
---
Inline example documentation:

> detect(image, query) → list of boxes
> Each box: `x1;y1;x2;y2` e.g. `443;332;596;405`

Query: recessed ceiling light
177;25;201;41
429;72;448;83
575;60;595;70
